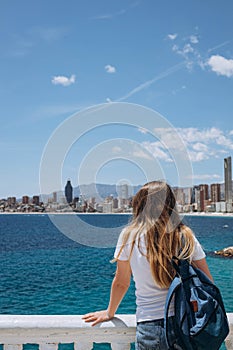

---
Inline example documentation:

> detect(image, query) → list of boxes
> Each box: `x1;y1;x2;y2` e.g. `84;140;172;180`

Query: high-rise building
113;198;119;209
196;188;205;212
119;184;129;199
224;156;232;202
103;201;113;213
7;197;16;206
65;179;73;204
53;192;57;203
220;183;225;201
173;187;185;205
199;184;209;200
22;196;29;204
183;187;192;205
32;196;40;205
191;186;200;204
210;184;221;203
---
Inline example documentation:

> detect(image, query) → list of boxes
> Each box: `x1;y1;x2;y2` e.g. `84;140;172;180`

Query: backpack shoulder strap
164;276;181;348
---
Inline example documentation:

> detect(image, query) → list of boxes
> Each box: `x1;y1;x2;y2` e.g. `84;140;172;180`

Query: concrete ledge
0;314;232;348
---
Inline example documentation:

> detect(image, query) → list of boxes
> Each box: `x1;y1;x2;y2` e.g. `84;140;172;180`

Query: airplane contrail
118;61;185;102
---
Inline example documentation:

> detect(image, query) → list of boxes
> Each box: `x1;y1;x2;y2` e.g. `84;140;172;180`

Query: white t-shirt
114;229;206;322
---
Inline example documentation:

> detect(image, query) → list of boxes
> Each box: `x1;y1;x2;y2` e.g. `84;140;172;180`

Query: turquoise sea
0;214;232;349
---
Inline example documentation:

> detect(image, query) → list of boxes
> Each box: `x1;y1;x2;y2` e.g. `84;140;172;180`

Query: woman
82;181;213;349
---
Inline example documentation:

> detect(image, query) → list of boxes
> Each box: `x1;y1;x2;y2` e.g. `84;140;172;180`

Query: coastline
182;212;233;218
0;211;131;215
1;211;233;217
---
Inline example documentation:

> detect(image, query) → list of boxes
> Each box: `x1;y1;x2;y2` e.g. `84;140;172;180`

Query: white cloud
132;149;153;160
171;42;197;70
172;44;179;52
142;141;173;162
168;31;232;77
141;127;233;164
167;33;177;40
188;151;209;162
192;142;209;152
183;43;194;54
179;127;233;151
190;35;199;44
177;127;225;145
191;174;221;180
207;55;233;77
168;31;212;72
154;128;186;150
51;74;76;86
112;146;122;153
105;64;116;73
138;127;148;134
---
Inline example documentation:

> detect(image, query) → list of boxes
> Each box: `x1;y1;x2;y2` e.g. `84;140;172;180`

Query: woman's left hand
82;310;113;326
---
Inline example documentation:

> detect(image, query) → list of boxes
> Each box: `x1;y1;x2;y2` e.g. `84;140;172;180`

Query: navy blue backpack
164;257;229;350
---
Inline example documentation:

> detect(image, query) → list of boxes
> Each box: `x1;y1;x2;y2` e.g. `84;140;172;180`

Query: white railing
0;314;232;350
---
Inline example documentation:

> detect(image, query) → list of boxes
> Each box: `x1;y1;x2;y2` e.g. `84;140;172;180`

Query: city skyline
1;155;233;201
1;1;233;197
1;175;232;214
2;163;232;203
1;155;232;213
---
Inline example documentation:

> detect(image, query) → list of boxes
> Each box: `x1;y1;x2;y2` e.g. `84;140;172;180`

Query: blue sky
1;0;233;198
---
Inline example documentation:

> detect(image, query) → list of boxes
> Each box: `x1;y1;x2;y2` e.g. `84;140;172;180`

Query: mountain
40;183;142;203
73;183;142;199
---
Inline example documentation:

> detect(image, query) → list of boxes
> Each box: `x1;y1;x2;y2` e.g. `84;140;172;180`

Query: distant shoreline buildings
1;156;233;214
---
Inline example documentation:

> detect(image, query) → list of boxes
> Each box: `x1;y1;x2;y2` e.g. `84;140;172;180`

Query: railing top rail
0;314;232;345
0;314;136;329
0;315;137;343
0;313;232;328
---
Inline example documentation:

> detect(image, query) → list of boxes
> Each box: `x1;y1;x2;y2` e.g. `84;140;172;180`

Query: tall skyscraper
53;192;57;203
224;156;232;202
210;183;220;203
224;156;232;212
199;184;209;200
191;185;200;204
118;184;129;199
65;179;73;204
32;195;40;205
173;187;185;205
183;187;192;205
22;196;29;204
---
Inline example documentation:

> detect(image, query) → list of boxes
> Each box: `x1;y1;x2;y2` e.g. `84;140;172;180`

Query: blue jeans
135;317;175;350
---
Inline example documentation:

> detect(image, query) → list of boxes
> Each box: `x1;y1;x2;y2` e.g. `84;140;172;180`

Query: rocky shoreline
214;246;233;258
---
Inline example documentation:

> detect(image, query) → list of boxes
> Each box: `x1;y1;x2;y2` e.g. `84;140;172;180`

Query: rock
214;246;233;257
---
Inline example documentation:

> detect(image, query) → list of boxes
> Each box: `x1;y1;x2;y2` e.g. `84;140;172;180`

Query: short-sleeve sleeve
114;228;130;261
191;236;206;261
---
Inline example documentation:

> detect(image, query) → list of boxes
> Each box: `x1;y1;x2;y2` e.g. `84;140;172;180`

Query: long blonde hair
115;181;195;288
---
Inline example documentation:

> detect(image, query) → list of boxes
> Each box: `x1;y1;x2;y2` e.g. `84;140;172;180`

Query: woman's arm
192;258;213;281
82;260;131;326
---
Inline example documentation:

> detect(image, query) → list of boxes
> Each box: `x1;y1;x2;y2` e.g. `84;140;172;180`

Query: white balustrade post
74;342;93;350
40;343;58;350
